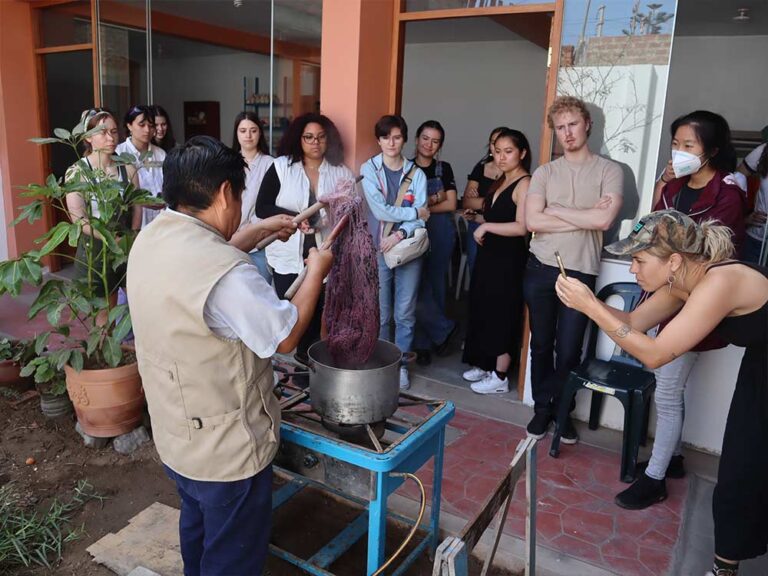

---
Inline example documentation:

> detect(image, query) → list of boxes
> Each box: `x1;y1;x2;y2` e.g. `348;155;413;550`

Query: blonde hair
647;218;734;265
546;95;592;130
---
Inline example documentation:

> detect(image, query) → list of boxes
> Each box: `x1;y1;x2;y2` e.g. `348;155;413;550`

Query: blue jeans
646;352;699;480
523;255;596;415
466;220;480;274
249;250;272;285
378;252;422;359
164;464;273;576
415;214;455;349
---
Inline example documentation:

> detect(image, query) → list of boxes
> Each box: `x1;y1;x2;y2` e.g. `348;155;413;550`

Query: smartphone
554;251;567;278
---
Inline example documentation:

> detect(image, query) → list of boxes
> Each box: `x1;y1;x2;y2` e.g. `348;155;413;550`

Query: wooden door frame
388;0;565;400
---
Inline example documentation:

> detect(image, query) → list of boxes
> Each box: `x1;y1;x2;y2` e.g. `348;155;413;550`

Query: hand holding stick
285;213;350;299
254;201;327;251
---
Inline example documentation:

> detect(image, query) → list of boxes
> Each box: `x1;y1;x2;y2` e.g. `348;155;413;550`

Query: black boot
636;454;686;479
615;473;667;510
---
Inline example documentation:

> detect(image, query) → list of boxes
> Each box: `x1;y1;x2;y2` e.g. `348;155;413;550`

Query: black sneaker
615;473;667;510
560;417;579;445
526;413;551;439
415;349;432;366
636;454;686;479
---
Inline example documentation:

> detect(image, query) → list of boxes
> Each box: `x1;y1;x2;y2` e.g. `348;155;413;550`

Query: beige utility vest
127;211;280;481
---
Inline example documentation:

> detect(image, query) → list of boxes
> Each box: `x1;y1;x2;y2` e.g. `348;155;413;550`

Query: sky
559;0;677;45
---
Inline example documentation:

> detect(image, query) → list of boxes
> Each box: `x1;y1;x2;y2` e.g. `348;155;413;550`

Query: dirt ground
0;394;516;576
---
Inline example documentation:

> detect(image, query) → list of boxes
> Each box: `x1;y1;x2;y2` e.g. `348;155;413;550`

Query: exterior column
320;0;396;173
0;0;47;260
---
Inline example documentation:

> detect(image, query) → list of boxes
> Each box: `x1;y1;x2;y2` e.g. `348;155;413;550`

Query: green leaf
72;121;85;136
67;222;82;247
29;137;59;145
34;332;51;356
85;332;100;356
53;128;71;140
54;325;70;338
19;363;36;378
70;351;84;372
36;222;72;258
107;304;128;325
112;314;132;343
102;337;122;368
46;303;66;327
11;200;44;227
53;349;72;371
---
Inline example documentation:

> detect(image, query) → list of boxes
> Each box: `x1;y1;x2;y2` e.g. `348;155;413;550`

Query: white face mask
671;149;705;178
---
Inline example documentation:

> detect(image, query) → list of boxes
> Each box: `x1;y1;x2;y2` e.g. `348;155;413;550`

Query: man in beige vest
523;95;624;443
127;136;332;576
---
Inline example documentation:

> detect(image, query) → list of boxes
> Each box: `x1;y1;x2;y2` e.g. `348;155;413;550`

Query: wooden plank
34;43;92;54
398;3;556;22
388;0;406;113
538;0;564;164
490;13;551;49
90;0;100;106
55;0;320;61
28;0;79;8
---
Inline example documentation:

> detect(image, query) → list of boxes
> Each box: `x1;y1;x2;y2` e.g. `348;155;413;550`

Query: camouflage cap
605;209;704;256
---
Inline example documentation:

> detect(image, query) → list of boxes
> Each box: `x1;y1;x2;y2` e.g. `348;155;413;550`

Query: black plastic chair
549;282;655;483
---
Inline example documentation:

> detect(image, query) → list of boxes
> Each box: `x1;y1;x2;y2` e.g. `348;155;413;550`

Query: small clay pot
0;360;33;393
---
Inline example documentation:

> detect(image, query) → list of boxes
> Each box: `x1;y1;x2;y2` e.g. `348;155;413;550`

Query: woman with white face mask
616;111;747;510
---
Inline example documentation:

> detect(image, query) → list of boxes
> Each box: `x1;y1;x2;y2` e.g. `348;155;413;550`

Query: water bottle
402;192;415;208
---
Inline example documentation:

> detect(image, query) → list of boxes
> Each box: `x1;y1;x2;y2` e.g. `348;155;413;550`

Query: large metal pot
307;339;401;425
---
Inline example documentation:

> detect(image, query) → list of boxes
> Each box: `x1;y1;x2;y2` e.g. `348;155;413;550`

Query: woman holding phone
556;209;767;576
462;129;531;394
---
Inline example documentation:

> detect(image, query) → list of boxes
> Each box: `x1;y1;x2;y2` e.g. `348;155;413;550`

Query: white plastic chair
452;212;471;300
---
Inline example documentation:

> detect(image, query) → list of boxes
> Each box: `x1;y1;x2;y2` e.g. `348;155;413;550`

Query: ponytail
698;220;734;263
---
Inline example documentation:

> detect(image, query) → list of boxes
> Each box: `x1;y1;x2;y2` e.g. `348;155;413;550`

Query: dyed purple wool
322;179;380;367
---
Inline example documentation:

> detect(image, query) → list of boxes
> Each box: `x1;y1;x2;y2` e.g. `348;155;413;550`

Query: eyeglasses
302;133;327;144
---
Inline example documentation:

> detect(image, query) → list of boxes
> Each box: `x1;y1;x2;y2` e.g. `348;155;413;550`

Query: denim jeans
645;351;699;480
415;213;455;349
249;250;272;285
164;464;273;576
378;252;422;360
523;255;596;415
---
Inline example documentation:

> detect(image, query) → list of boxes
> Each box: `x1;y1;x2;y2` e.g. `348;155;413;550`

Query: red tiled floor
396;408;688;575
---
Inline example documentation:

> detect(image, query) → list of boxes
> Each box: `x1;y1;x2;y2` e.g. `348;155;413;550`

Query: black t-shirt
468;159;498;198
674;183;702;215
416;159;456;197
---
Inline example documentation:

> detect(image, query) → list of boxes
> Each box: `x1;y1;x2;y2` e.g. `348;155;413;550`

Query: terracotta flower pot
64;361;145;438
0;359;33;393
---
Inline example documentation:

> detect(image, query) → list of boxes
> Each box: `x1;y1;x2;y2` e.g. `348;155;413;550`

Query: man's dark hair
277;112;345;166
671;110;737;173
375;115;408;142
163;136;246;211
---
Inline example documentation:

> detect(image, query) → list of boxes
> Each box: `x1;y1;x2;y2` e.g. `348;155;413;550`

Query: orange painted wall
0;1;47;259
320;0;395;172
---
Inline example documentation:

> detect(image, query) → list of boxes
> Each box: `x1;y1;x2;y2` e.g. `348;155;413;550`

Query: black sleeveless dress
708;261;768;560
462;176;529;371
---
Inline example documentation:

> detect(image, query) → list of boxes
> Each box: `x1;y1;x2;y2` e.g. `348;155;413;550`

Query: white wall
401;38;548;191
657;34;768;171
153;52;293;147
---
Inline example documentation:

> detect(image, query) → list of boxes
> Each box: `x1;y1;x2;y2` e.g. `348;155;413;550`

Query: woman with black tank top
462;129;531;395
556;209;768;576
65;108;139;315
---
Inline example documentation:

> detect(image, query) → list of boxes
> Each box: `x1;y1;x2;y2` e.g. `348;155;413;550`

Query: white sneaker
470;372;509;394
462;367;488;382
399;367;410;390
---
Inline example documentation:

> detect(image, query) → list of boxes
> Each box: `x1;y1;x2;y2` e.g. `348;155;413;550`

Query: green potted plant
20;353;73;418
0;121;157;436
0;337;35;392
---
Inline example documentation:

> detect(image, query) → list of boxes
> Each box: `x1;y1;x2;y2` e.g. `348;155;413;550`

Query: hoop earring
667;274;676;293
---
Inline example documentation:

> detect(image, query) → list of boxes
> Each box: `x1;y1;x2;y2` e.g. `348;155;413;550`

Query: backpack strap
383;164;417;237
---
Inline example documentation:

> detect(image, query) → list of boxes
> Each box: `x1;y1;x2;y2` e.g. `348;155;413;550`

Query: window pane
556;0;677;242
405;0;548;12
40;2;92;48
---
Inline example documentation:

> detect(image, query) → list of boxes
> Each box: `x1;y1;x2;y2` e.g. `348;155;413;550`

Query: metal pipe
371;472;426;576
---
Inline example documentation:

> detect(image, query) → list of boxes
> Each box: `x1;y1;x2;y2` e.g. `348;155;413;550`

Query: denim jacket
360;153;427;246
